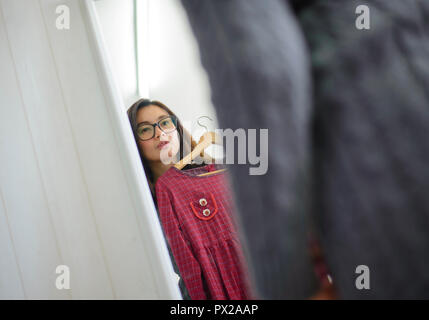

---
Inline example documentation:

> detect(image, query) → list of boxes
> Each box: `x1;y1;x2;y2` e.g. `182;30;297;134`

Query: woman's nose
154;125;163;138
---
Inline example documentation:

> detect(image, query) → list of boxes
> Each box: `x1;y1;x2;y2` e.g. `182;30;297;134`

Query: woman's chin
159;148;176;165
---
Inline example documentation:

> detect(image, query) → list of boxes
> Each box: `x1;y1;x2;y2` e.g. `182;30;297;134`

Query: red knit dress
155;164;254;300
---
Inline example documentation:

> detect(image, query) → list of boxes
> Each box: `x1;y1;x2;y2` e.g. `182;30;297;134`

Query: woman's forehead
136;105;169;123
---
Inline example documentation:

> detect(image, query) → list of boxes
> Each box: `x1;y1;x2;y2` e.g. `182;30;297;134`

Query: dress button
203;209;211;216
199;198;207;206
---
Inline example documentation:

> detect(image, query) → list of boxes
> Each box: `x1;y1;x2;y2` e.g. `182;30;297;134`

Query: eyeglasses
136;115;178;141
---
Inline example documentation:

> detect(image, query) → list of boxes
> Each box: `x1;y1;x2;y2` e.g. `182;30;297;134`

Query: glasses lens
159;116;177;132
137;125;154;140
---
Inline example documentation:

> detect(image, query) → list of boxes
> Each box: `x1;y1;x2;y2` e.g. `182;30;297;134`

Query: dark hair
127;98;196;187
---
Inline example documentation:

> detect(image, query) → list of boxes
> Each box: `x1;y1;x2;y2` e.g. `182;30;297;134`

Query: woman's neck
150;161;175;184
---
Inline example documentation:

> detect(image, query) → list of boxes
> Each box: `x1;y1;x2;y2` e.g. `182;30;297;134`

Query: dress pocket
190;192;218;221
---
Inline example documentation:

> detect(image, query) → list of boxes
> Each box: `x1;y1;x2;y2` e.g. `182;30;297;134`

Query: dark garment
181;0;429;299
155;205;191;300
181;0;319;299
154;163;220;300
295;0;429;299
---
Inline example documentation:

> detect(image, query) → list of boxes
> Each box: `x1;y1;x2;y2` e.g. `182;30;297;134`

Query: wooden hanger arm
197;168;227;177
174;132;220;170
174;137;212;169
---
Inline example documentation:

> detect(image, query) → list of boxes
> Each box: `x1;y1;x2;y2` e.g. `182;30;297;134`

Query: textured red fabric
155;164;254;300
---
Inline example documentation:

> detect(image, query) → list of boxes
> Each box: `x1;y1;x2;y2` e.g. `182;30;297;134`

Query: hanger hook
197;115;213;133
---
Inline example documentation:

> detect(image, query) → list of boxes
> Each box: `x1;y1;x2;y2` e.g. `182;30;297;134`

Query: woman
127;98;205;299
127;98;204;197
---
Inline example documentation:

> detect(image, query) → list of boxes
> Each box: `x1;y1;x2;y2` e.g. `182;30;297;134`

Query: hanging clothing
153;163;212;300
155;164;254;300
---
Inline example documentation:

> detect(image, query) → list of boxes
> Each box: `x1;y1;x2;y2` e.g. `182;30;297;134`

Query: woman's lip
158;141;170;149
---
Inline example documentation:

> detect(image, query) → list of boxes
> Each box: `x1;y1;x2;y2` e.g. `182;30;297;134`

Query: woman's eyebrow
137;115;169;126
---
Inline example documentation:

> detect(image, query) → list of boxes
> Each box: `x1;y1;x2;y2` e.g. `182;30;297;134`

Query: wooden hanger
174;131;226;176
197;168;226;177
174;131;219;169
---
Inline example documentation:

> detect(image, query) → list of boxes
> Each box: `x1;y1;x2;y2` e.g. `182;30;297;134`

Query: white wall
0;0;180;299
144;0;218;140
94;0;138;107
95;0;222;155
94;0;219;137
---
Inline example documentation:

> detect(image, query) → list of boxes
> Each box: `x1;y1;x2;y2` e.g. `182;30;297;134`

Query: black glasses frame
136;115;178;141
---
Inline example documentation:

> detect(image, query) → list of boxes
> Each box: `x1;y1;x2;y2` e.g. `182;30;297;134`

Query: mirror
93;0;253;300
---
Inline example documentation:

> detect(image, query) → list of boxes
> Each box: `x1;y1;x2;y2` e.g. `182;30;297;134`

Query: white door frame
80;0;181;299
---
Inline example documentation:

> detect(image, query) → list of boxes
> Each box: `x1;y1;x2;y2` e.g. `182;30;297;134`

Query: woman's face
136;105;180;164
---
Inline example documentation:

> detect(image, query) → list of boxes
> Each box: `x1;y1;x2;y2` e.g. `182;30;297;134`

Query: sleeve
155;182;208;300
163;236;191;300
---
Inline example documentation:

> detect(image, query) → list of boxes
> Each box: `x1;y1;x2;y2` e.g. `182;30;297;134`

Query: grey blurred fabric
180;0;318;299
181;0;429;299
295;0;429;299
